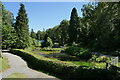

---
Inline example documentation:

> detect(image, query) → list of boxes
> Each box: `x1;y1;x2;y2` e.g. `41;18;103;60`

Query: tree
15;3;29;49
46;25;60;43
41;33;53;47
0;2;2;50
59;20;69;45
36;30;45;40
68;8;79;44
47;37;53;47
1;2;16;49
30;29;36;39
83;2;120;52
80;3;95;47
36;30;41;40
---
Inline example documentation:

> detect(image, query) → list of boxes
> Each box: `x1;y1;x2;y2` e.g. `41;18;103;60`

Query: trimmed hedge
10;49;119;80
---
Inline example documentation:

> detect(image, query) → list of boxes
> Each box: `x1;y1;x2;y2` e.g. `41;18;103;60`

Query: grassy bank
6;73;27;78
0;56;10;72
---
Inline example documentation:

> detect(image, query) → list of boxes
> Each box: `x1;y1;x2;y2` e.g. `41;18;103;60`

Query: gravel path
1;52;59;79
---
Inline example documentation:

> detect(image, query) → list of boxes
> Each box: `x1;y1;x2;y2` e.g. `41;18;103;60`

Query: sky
3;2;89;32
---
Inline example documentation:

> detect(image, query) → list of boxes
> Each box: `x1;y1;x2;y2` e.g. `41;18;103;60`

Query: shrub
41;37;53;48
62;46;92;60
47;37;53;47
90;55;111;63
10;49;119;80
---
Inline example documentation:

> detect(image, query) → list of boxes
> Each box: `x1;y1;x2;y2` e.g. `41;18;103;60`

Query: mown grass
2;73;29;80
94;62;106;68
6;73;27;78
63;61;94;67
0;56;10;72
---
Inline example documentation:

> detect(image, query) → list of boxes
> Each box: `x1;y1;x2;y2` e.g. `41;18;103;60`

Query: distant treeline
1;2;120;52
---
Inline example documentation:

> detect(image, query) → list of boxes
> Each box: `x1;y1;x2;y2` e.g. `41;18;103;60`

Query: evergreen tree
31;29;36;39
41;33;48;47
36;30;41;40
15;3;29;49
68;8;79;44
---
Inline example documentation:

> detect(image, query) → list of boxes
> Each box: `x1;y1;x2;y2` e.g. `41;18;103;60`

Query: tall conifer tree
15;3;29;49
68;8;79;44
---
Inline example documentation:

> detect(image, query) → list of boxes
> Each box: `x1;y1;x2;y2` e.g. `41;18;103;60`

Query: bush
41;37;53;48
10;49;119;80
90;55;111;63
62;46;92;60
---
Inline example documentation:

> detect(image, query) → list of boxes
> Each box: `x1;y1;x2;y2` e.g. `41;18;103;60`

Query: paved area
1;52;59;79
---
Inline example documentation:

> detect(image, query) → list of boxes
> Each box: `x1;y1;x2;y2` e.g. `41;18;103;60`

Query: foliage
41;33;53;47
2;25;17;49
58;20;69;45
47;37;53;47
15;3;29;49
90;55;110;63
1;2;17;49
30;29;36;39
68;8;79;44
10;49;119;80
62;46;92;60
86;2;120;52
36;30;45;40
43;2;120;53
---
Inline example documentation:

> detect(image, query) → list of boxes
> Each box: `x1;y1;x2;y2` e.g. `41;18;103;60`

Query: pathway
1;52;59;79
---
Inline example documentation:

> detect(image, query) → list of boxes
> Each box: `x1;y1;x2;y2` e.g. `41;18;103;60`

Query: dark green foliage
15;3;29;49
41;33;53;47
86;2;120;52
2;25;17;49
90;55;110;63
30;29;36;39
68;8;79;44
59;20;69;45
1;2;16;49
10;49;119;80
36;30;45;40
63;46;92;60
45;2;120;53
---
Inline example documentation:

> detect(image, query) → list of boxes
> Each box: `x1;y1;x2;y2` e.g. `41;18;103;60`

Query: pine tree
15;3;29;49
68;8;79;44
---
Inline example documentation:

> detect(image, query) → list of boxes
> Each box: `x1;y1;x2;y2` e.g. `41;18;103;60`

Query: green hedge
10;49;119;80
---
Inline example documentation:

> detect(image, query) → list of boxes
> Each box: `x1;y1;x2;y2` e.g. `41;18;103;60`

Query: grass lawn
64;61;94;67
6;73;27;78
2;73;29;80
0;56;10;72
25;47;107;68
94;62;106;68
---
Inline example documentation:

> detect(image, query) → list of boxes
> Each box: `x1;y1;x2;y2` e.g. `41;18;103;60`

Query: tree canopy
15;3;29;49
